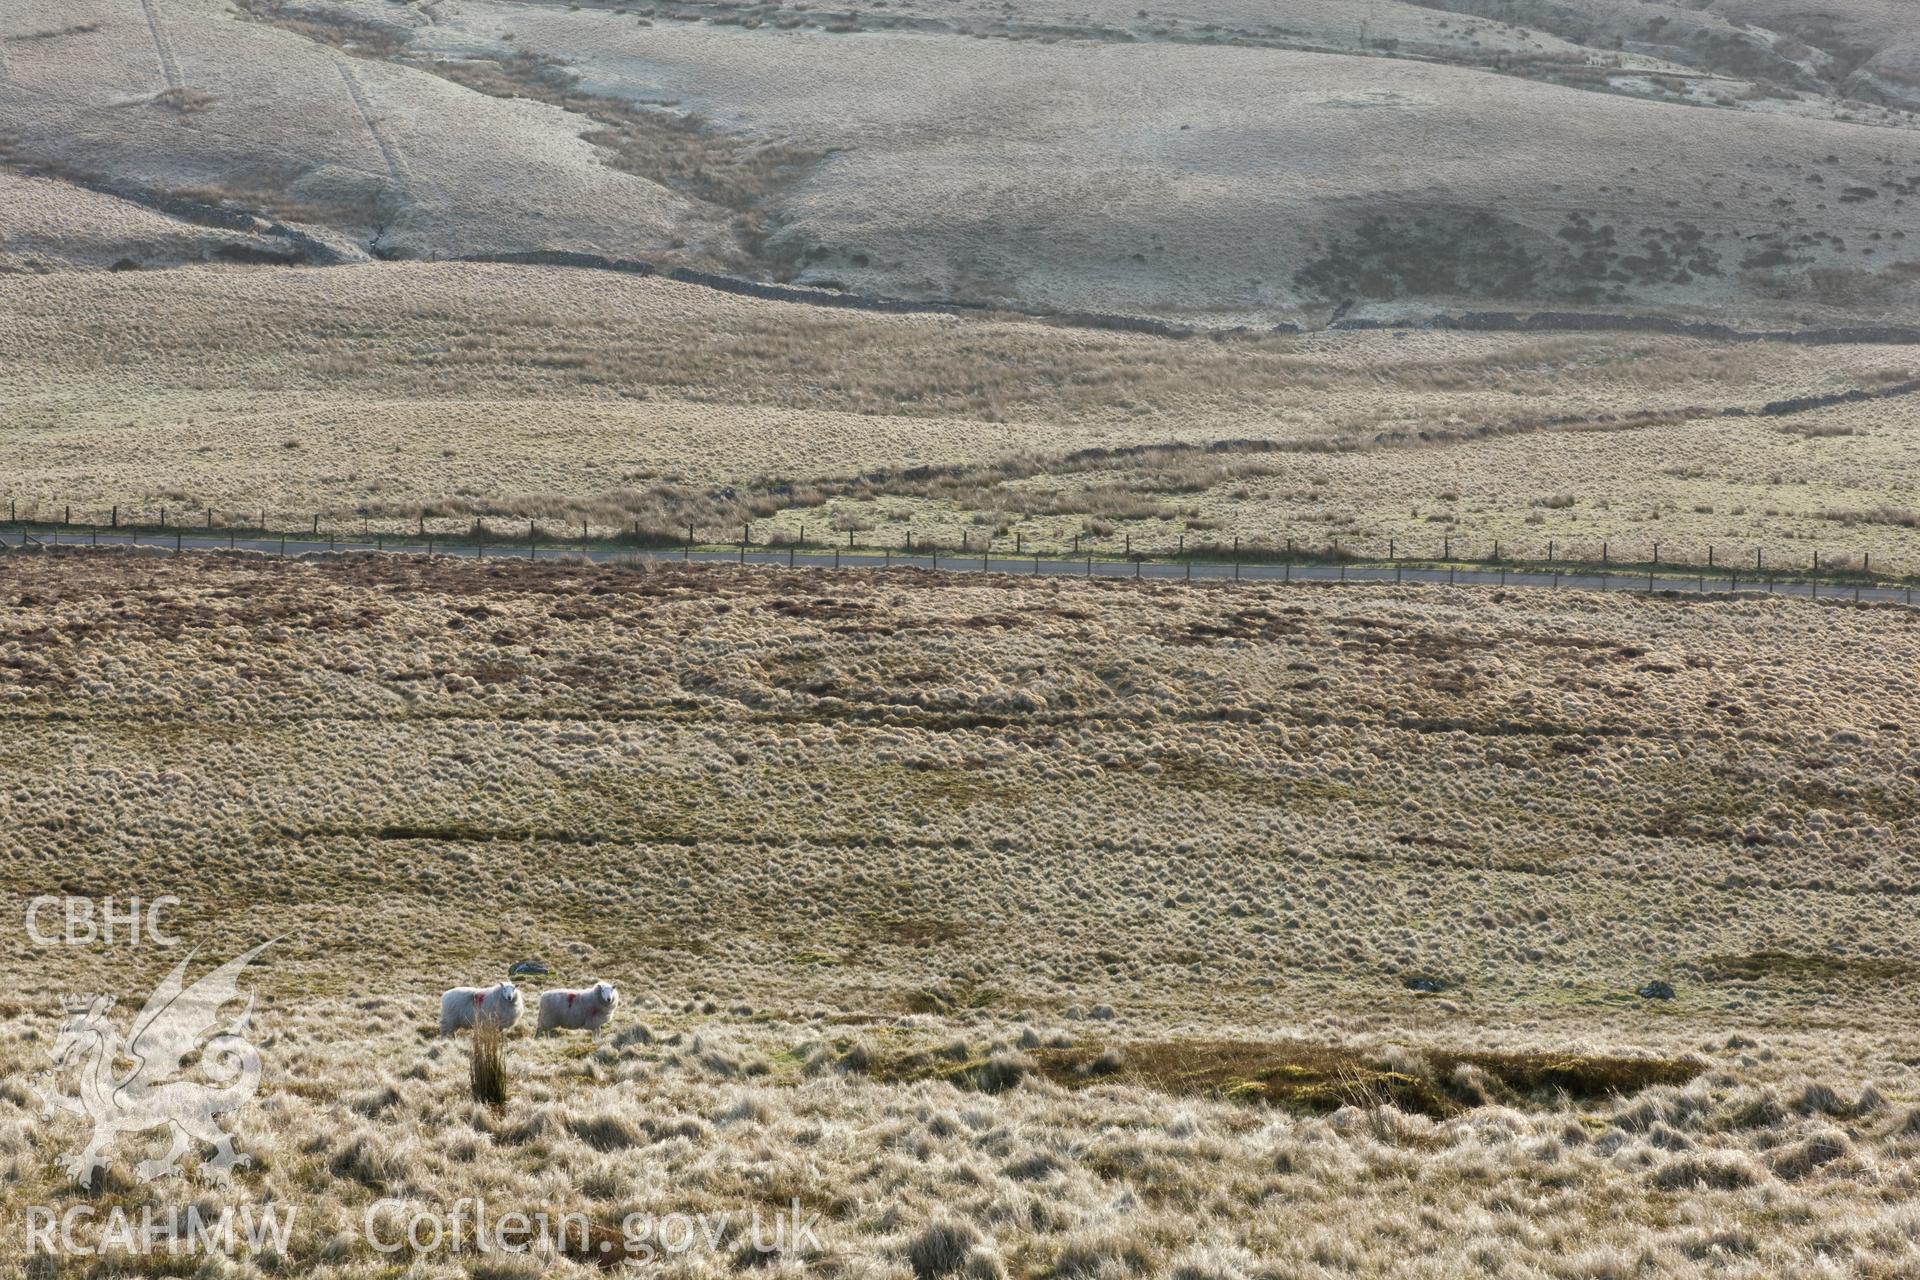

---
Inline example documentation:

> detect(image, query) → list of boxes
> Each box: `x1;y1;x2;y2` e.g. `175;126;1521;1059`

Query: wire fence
2;499;1914;592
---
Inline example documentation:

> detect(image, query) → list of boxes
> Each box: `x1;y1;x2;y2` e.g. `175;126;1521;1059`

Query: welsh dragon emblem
33;942;273;1185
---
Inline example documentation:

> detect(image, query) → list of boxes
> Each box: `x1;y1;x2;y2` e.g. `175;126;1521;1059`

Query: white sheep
536;981;619;1034
439;981;524;1036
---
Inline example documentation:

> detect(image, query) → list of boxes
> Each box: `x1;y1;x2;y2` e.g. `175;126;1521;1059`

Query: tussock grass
470;1019;510;1108
0;555;1916;1277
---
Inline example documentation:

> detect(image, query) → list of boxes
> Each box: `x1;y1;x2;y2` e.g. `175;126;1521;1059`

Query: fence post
1602;541;1608;566
1493;540;1500;562
1652;540;1659;566
1547;539;1553;563
207;508;213;530
1389;537;1395;560
175;530;181;555
112;505;118;528
743;522;751;547
1707;545;1714;569
1865;551;1871;574
65;505;71;526
850;528;856;549
1443;535;1450;560
160;507;166;529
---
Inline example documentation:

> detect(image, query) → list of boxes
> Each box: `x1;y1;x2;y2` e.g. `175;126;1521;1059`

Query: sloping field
6;554;1919;1020
6;0;1920;318
2;261;1918;563
0;168;314;271
1709;0;1920;105
3;264;1920;552
2;554;1919;1275
0;0;728;262
409;2;1920;318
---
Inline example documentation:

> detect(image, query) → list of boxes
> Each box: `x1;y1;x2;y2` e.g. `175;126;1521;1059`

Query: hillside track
335;58;411;183
136;0;185;90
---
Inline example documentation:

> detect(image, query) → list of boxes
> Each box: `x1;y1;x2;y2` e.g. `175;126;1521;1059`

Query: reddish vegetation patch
875;1038;1704;1119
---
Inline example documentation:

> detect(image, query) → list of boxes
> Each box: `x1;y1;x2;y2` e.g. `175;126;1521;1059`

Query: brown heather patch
1700;951;1920;984
870;1037;1705;1119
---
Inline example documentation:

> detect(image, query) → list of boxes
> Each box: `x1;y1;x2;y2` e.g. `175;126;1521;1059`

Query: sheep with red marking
536;981;619;1034
439;981;523;1036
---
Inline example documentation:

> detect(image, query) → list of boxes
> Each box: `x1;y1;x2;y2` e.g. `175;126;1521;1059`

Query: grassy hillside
6;0;1919;317
3;553;1918;1275
3;262;1918;567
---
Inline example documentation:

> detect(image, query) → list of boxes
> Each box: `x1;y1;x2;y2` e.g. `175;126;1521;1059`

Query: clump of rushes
471;1018;509;1108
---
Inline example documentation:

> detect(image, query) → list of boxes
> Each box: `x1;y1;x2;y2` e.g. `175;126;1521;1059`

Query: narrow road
7;529;1916;606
